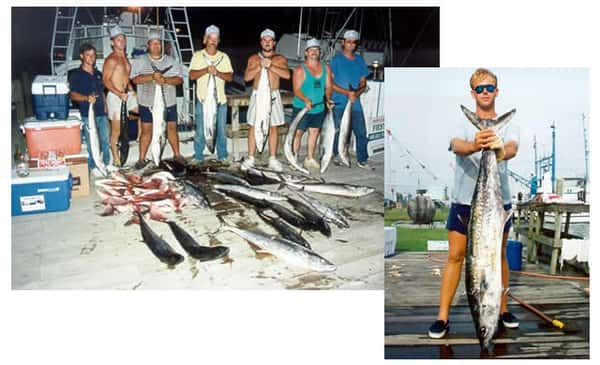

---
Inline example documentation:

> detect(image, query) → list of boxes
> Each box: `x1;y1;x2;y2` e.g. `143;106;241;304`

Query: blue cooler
11;166;72;216
506;240;523;271
32;75;70;120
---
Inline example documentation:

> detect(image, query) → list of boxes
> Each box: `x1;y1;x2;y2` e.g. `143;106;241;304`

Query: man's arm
269;55;290;80
163;76;183;86
244;55;261;82
69;90;95;104
189;67;209;81
325;64;333;102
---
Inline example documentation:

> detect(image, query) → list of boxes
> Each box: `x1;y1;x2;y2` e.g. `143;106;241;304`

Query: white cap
148;30;161;41
205;25;220;37
343;29;360;40
260;28;275;40
305;38;321;50
109;26;124;39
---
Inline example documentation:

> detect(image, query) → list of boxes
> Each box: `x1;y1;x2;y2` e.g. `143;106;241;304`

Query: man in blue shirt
69;43;110;177
330;30;371;170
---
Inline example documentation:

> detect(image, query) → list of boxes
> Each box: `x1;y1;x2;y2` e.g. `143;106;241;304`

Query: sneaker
332;156;344;166
106;164;120;172
357;161;375;171
428;320;450;339
134;159;148;170
501;312;520;329
303;157;320;170
91;167;105;178
241;156;255;171
268;156;283;172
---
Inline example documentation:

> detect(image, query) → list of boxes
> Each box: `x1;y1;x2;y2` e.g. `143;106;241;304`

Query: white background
2;0;598;364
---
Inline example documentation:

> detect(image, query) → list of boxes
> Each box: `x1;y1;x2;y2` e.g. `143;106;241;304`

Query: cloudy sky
384;68;590;199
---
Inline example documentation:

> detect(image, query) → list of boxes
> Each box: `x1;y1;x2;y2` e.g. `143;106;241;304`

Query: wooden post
527;206;536;262
549;206;562;275
564;212;571;236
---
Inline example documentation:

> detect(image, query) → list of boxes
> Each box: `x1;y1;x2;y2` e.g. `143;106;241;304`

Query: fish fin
460;104;483;130
278;183;287;190
491;108;516;132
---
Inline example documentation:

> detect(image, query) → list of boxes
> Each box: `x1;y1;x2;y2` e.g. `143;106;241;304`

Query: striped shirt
130;54;184;107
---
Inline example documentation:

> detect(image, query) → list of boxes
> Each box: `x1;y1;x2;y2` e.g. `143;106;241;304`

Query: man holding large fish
290;38;333;171
68;43;110;177
428;69;520;347
189;25;234;163
242;29;290;172
130;30;184;169
330;30;371;170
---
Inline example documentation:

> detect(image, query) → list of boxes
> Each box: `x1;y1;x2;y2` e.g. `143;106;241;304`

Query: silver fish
224;225;336;272
150;83;165;166
460;105;515;352
254;66;271;153
204;74;218;154
337;100;353;168
284;107;310;174
319;109;336;173
285;181;375;198
87;101;108;176
213;184;288;202
296;191;349;229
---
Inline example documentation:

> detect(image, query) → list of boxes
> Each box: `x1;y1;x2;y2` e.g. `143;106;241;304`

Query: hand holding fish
347;90;357;103
473;129;496;152
304;99;313;111
260;57;272;69
87;94;97;104
326;99;335;110
207;65;218;76
488;135;506;161
152;72;165;85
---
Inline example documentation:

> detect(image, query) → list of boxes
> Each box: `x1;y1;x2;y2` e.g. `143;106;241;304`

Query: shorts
292;107;325;131
446;203;513;235
107;91;138;120
139;105;177;123
247;89;285;127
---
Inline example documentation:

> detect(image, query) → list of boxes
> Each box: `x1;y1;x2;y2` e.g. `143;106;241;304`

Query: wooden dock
385;252;589;359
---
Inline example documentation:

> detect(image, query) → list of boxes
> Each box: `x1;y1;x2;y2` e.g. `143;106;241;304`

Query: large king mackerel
337;100;353;168
224;226;336;272
319;109;336;173
203;55;223;154
213;184;288;202
254;64;271;153
137;212;184;267
150;82;165;166
460;105;515;352
284;107;310;174
87;101;108;176
285;181;375;198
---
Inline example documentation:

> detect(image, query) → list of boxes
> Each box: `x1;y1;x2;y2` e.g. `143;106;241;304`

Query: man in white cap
130;30;185;169
242;28;290;172
291;38;333;171
103;25;138;167
331;29;372;170
189;25;234;162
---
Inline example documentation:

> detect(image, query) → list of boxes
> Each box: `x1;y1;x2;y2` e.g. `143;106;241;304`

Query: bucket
506;240;523;271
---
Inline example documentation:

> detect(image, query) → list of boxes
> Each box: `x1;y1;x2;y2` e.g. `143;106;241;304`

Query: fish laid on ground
150;83;165;166
285;181;375;198
213;184;288;202
244;166;321;185
284;107;310;174
118;100;130;166
296;191;349;229
137;212;184;267
262;200;314;232
256;209;311;249
159;158;187;178
204;73;218;154
337;100;353;168
254;65;271;153
287;196;331;237
319;109;336;173
202;171;250;186
166;220;229;261
87;101;108;176
224;226;336;272
182;180;211;208
460;105;516;352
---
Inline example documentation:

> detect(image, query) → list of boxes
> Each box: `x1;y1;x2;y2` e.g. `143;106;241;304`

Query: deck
384;252;589;359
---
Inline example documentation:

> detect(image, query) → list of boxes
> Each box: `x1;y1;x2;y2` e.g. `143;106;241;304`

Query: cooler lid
23;116;82;130
32;75;70;95
11;166;71;185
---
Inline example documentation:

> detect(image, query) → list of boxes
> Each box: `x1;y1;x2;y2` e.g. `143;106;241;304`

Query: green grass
384;206;449;226
395;227;448;252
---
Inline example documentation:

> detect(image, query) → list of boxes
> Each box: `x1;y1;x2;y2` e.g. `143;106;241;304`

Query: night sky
11;6;439;79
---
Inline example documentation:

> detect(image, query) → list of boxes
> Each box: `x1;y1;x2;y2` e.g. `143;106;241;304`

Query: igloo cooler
21;117;82;158
32;75;70;120
11;166;72;216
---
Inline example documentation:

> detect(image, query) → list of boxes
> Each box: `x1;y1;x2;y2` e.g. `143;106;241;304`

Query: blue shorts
292;107;325;131
139;105;177;123
446;203;512;235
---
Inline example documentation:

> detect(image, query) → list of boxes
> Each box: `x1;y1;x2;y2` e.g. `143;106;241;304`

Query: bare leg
500;231;510;313
293;129;304;155
306;127;320;160
166;121;180;158
109;116;121;165
437;230;467;321
136;116;142;141
247;125;256;157
268;125;278;158
138;122;152;162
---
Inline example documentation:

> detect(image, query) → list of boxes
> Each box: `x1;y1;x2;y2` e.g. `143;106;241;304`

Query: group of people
69;24;374;176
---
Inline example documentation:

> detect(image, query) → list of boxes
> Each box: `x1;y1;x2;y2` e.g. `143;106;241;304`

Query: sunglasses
473;84;496;94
